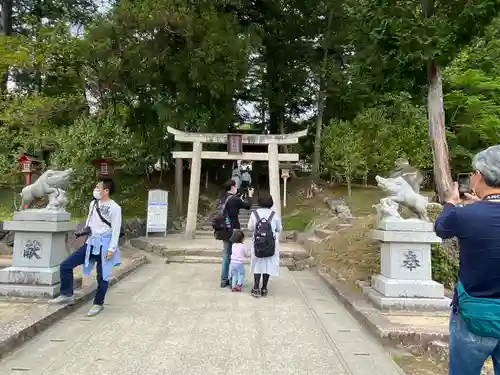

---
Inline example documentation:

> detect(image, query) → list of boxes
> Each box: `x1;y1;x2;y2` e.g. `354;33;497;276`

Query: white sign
146;190;169;237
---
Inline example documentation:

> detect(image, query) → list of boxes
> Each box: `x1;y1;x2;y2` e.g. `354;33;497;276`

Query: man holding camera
435;145;500;374
48;178;122;317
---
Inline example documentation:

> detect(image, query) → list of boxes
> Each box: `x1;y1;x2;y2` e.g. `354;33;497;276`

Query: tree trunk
0;0;13;93
311;86;326;180
279;117;289;154
311;6;334;181
427;61;453;202
421;0;452;202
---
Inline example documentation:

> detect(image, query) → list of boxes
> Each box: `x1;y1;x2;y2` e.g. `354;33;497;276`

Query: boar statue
373;197;402;220
20;168;73;211
375;175;429;221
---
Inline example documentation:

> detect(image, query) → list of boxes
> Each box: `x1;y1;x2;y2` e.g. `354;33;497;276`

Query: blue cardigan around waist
84;232;121;281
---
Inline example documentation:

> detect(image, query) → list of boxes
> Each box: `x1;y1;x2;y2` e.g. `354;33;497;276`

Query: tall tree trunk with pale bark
422;0;453;202
427;62;453;201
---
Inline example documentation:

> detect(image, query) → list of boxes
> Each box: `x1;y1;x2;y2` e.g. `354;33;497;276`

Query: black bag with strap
94;200;125;238
212;195;234;240
253;210;276;258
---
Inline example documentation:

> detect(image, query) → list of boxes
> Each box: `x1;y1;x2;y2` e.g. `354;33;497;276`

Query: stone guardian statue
389;157;424;194
20;169;73;211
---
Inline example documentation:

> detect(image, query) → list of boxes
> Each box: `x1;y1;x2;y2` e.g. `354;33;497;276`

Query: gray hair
472;145;500;187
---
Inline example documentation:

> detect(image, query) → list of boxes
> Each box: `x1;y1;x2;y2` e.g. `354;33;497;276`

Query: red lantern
91;158;116;177
17;153;40;186
18;154;41;209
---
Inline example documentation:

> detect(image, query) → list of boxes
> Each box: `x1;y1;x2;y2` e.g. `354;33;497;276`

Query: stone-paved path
0;261;405;375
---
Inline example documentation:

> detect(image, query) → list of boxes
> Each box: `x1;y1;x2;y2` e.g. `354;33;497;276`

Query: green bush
427;203;459;288
432;243;459;288
50;109;148;217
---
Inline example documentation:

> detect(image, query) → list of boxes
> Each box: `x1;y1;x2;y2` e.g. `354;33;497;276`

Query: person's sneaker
261;288;268;298
236;284;243;292
231;286;237;292
48;295;75;305
251;288;261;298
220;280;230;288
87;305;104;317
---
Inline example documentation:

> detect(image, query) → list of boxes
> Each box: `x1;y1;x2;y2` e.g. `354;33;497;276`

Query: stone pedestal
362;218;450;310
0;210;76;298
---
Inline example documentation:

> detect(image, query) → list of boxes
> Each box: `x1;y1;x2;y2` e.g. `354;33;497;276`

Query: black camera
457;173;471;198
75;226;91;238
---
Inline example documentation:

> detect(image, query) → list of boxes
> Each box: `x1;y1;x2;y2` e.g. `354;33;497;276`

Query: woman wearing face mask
48;178;122;317
435;145;500;375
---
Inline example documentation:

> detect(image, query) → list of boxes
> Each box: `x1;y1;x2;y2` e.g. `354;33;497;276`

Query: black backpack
212;195;233;240
253;210;276;258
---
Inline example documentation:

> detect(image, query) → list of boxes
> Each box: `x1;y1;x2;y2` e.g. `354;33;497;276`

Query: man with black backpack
48;178;122;317
213;180;254;288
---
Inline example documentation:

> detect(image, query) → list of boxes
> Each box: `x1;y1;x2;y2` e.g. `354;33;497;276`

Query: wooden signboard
227;134;242;154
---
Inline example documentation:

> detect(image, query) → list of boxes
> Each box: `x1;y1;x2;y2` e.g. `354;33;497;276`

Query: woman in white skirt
247;193;282;297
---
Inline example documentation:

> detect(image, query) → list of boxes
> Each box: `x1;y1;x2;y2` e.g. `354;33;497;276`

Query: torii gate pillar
268;143;280;214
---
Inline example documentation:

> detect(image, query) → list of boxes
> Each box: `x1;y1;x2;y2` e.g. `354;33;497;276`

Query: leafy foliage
1;0;499;285
322;94;432;187
50;108;147;214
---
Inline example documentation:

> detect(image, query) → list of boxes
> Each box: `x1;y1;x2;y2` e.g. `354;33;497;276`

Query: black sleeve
239;198;252;210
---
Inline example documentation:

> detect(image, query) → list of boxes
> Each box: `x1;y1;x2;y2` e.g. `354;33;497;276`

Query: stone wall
0;218;148;255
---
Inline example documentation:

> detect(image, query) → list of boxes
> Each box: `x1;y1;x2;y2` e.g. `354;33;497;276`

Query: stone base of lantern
362;218;451;311
0;211;77;298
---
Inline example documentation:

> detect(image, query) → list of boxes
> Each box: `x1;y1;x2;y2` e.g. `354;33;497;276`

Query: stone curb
315;263;449;362
0;255;147;360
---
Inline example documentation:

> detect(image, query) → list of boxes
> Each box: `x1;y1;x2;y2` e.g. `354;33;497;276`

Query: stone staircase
129;236;311;271
195;203;258;238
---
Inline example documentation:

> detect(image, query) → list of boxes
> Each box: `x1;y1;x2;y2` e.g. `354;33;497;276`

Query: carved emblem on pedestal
402;250;421;271
23;240;41;260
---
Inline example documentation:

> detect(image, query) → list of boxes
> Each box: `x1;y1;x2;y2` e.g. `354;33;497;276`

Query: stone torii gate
167;126;307;238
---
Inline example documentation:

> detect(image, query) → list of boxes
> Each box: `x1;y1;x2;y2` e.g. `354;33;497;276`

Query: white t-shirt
85;199;122;252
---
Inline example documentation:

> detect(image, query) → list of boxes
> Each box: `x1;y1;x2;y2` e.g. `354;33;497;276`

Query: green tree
347;0;500;200
323;119;366;196
50;108;147;213
444;17;500;171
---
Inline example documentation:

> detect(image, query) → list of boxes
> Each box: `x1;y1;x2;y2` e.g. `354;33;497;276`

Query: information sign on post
146;189;169;238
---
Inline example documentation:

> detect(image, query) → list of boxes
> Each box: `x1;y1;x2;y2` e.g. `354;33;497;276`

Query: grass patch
314;214;380;282
282;211;315;231
0;187;15;220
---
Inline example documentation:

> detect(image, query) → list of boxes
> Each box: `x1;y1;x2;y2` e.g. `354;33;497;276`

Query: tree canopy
2;0;500;203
